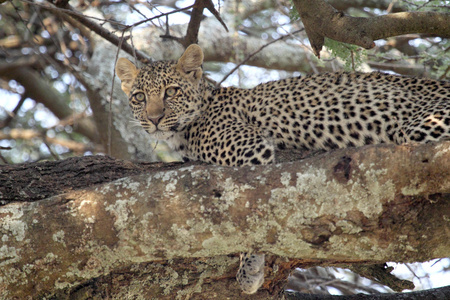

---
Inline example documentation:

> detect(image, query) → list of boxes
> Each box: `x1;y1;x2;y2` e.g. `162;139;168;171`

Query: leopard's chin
148;130;174;140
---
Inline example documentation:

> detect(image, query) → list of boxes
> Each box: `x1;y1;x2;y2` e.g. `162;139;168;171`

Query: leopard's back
243;72;450;151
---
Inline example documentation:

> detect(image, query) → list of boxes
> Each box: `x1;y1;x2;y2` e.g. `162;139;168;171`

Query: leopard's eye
134;92;145;102
165;87;178;97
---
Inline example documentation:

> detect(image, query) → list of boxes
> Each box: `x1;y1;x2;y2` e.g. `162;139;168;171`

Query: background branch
0;66;99;142
0;128;102;154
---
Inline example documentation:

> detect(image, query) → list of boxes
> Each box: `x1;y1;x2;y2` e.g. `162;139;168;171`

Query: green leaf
324;38;367;71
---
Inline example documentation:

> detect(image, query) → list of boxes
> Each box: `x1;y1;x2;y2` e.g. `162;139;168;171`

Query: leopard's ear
115;58;139;96
176;44;203;82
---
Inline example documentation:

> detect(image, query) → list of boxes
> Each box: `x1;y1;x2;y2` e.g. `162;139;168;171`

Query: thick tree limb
0;141;449;298
292;0;450;57
327;0;406;12
0;155;185;203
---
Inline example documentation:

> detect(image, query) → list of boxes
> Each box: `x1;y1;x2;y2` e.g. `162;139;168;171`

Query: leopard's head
115;44;205;139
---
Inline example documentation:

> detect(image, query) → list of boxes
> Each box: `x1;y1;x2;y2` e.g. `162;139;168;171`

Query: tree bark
1;141;449;298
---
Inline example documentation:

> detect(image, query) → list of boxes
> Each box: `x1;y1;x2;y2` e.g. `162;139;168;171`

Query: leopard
115;44;450;294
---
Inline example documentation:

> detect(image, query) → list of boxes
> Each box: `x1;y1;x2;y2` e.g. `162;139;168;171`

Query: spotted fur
236;253;265;294
117;45;450;167
116;44;450;294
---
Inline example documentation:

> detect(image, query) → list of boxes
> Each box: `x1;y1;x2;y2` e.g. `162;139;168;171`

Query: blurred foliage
401;0;450;11
0;0;93;163
417;38;450;79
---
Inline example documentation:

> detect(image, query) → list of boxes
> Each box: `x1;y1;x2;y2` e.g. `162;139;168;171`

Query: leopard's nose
148;113;165;126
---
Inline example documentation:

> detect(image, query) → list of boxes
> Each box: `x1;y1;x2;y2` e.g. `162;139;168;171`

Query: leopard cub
116;44;450;294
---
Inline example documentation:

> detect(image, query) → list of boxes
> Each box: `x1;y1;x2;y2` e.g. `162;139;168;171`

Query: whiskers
128;119;143;128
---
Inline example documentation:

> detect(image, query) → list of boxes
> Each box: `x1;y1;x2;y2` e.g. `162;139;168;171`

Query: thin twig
21;0;125;26
129;4;195;29
386;0;398;13
202;0;228;32
0;152;9;164
24;0;194;62
350;49;355;71
217;29;304;86
0;94;27;129
44;141;61;160
129;28;138;65
439;65;449;80
109;31;127;156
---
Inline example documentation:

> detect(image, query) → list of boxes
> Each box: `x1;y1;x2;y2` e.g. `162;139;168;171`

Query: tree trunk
1;141;449;298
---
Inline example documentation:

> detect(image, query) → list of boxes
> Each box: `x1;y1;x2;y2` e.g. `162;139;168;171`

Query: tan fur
115;58;139;96
176;44;203;83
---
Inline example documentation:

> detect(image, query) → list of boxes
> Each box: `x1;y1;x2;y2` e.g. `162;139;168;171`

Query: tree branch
25;0;152;62
1;141;449;298
161;0;228;48
161;0;206;47
0;129;103;155
0;155;185;203
292;0;450;57
327;0;407;13
0;66;100;142
182;0;204;46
